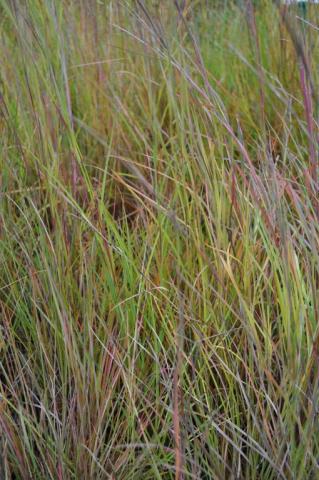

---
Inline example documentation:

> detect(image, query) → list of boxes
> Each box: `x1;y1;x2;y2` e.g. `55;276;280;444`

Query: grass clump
0;1;319;478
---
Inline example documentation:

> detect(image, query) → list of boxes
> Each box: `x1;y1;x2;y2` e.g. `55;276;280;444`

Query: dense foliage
0;1;319;478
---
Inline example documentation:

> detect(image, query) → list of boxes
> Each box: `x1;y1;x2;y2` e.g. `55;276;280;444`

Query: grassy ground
0;1;319;478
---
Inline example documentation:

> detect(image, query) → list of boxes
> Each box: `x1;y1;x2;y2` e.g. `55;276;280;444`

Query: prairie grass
0;1;319;478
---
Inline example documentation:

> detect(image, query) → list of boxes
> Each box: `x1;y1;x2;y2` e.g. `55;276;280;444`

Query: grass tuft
1;1;319;478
